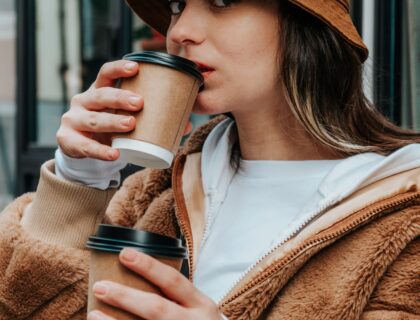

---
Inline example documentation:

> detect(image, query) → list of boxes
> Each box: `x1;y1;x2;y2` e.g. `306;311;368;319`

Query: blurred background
0;0;419;210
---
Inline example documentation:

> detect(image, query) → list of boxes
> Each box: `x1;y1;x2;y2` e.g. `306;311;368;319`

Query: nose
166;3;205;49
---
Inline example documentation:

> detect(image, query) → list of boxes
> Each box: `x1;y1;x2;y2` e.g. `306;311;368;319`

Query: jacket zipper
172;154;195;282
219;192;419;307
199;193;215;252
215;196;340;305
199;191;226;252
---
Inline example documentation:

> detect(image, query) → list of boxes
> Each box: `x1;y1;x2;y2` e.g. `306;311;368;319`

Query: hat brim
288;0;368;61
125;0;368;62
126;0;170;36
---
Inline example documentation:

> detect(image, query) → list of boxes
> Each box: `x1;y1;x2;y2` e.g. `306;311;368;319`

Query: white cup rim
112;138;174;169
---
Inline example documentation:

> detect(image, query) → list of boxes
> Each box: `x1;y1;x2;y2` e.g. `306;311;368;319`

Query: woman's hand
87;248;224;320
56;60;193;161
56;60;143;161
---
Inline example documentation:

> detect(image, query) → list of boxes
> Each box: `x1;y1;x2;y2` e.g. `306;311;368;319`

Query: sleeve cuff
55;147;127;190
21;160;117;249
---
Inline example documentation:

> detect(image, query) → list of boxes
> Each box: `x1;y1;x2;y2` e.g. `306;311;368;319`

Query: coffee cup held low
86;224;187;320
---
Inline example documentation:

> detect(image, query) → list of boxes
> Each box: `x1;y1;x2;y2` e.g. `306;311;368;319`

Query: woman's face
166;0;281;116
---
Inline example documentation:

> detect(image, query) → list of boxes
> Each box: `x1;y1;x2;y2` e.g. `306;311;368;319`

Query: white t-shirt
193;158;340;303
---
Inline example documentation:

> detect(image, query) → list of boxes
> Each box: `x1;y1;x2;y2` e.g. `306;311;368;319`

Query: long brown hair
229;1;420;171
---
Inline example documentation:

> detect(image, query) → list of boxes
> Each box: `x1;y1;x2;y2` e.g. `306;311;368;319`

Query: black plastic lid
96;224;181;246
86;224;187;259
86;240;186;259
123;51;204;88
88;236;187;255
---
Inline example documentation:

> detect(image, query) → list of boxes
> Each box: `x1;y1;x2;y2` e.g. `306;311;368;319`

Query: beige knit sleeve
20;159;117;249
0;160;148;319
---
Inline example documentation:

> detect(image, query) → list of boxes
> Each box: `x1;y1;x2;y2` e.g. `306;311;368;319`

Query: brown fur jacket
0;116;419;319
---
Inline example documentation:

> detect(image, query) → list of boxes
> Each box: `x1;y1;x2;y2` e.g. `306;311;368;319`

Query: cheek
224;12;279;64
221;29;279;91
193;14;280;112
192;57;279;115
226;53;279;103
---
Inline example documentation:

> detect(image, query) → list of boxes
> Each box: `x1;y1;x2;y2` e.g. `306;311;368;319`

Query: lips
193;61;215;74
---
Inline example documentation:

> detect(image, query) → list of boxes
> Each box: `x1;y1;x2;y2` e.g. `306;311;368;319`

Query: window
15;0;133;194
0;0;16;209
401;0;420;129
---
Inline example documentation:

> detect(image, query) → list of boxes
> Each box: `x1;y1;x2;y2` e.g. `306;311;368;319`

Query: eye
168;0;186;15
212;0;237;7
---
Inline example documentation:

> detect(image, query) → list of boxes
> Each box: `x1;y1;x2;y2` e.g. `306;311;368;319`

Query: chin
192;93;226;115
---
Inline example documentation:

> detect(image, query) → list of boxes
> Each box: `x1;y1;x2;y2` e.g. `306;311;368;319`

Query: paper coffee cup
86;224;188;320
112;51;204;169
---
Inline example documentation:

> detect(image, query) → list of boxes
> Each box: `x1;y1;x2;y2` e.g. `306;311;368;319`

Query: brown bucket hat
125;0;369;62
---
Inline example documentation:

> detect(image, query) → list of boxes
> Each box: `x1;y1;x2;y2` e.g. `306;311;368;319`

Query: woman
1;0;419;319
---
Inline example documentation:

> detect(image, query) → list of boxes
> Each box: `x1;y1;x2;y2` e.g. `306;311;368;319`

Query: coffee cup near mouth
86;224;188;320
111;51;204;169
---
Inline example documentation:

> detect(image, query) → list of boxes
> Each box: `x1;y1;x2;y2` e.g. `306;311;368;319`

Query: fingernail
121;248;137;262
93;282;109;296
124;62;137;71
107;149;117;160
128;96;141;107
88;310;107;320
121;117;132;126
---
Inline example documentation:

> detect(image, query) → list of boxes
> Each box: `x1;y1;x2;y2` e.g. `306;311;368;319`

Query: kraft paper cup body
112;51;203;169
88;251;182;320
86;224;187;320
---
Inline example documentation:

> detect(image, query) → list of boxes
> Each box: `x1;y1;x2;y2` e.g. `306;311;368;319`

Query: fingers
56;128;120;161
72;87;143;112
93;60;139;88
91;281;186;320
61;109;136;134
118;249;213;308
87;310;116;320
56;60;142;161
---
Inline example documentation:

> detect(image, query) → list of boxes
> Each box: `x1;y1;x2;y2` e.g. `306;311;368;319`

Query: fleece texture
0;115;419;320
